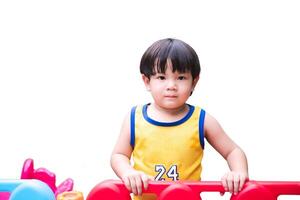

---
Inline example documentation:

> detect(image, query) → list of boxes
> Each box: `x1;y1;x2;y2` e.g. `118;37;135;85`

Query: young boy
111;38;248;199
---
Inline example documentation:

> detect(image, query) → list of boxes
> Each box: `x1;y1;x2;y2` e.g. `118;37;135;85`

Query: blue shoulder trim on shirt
130;106;137;148
199;109;206;149
142;104;195;127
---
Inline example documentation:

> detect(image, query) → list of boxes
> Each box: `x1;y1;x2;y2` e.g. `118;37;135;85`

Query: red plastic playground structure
87;179;300;200
1;159;300;199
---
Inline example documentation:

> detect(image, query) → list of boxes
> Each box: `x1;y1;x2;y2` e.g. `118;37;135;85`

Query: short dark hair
140;38;201;79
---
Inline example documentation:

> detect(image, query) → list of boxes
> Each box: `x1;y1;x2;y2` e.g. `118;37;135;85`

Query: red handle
86;180;300;200
144;181;225;194
249;181;300;196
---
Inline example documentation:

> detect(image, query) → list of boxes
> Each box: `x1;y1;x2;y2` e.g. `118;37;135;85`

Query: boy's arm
111;112;133;177
204;112;248;195
110;112;150;195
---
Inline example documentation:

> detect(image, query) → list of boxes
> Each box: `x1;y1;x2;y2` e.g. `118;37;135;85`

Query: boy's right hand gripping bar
86;180;300;200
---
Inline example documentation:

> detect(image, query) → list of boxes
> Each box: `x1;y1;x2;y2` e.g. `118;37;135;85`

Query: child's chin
161;102;185;109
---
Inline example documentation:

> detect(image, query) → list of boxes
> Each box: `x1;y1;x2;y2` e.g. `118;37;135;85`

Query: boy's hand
121;169;152;196
221;171;248;195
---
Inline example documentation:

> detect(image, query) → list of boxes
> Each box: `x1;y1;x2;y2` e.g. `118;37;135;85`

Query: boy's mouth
164;95;177;98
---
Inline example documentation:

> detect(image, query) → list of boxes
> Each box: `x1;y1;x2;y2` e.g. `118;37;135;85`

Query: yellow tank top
130;104;206;200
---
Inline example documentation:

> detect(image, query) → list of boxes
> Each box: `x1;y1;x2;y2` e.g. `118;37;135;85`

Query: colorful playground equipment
57;191;84;200
1;158;300;199
0;158;76;200
21;158;74;197
86;179;300;200
0;179;55;200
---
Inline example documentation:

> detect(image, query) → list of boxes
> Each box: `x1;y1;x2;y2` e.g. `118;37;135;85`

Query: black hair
140;38;200;80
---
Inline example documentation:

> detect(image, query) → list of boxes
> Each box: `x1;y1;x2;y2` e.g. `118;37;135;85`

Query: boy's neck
148;103;189;122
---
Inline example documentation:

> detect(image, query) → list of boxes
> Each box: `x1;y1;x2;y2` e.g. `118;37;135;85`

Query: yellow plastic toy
56;191;84;200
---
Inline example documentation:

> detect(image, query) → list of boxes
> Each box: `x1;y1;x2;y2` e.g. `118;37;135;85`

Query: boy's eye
157;76;165;80
178;76;186;80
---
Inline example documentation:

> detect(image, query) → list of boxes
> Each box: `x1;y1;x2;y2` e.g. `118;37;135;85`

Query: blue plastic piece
0;179;55;200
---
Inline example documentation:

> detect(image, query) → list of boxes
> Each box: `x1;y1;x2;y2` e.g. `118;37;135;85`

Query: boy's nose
166;80;177;90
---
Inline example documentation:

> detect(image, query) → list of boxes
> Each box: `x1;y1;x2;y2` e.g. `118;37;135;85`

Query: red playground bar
87;180;300;200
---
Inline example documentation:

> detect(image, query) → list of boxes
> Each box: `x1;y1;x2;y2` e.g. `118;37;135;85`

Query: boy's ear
142;75;151;91
192;76;200;90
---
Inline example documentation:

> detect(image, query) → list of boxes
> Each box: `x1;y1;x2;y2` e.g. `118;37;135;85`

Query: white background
1;0;299;199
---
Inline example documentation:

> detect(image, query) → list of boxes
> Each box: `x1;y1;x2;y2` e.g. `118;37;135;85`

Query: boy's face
142;60;199;110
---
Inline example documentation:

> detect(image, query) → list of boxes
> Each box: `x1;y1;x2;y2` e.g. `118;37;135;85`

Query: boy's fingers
129;178;137;195
226;174;233;193
233;175;240;195
221;172;248;195
239;175;246;191
221;175;228;192
141;174;149;190
135;176;143;196
122;177;131;191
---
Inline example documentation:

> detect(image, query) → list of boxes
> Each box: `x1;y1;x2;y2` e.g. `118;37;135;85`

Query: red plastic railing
86;180;300;200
